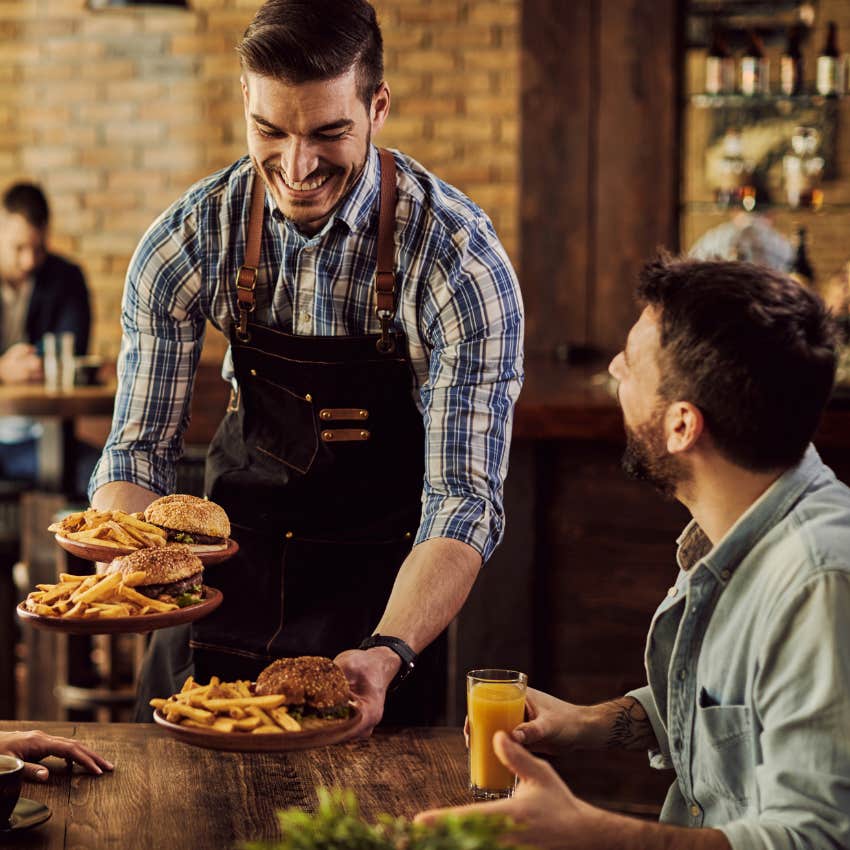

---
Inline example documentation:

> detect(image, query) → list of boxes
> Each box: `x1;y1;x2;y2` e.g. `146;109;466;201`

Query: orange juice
468;679;526;793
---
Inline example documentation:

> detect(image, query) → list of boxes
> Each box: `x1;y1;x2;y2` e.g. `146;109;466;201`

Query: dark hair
2;182;49;229
637;254;838;471
237;0;384;110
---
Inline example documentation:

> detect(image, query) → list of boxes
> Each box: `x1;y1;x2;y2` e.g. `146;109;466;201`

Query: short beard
621;415;688;501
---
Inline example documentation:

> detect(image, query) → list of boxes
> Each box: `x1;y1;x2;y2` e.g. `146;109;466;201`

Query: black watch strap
358;634;417;691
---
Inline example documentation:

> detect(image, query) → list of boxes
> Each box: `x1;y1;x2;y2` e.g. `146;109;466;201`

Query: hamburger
143;494;230;550
108;544;205;607
255;656;352;720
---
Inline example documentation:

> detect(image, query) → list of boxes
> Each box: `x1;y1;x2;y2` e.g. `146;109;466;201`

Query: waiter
90;0;524;732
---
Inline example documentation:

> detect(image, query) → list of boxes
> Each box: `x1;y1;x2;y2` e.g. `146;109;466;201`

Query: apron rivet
359;410;367;418
321;411;330;420
360;431;368;438
285;531;293;539
249;368;257;377
323;431;333;440
404;531;412;539
305;393;313;402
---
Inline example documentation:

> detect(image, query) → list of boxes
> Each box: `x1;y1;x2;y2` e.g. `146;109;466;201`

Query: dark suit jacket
10;253;91;356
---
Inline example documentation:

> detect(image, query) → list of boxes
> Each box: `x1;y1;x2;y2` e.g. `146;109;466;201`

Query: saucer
0;797;51;833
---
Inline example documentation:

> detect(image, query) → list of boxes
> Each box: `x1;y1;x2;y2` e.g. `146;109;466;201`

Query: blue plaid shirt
90;146;524;561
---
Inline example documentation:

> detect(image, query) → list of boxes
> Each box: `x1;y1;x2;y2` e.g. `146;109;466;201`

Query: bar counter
0;721;468;849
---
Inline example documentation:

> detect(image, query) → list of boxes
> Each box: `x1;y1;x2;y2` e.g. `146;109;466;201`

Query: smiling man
89;0;524;729
419;256;850;849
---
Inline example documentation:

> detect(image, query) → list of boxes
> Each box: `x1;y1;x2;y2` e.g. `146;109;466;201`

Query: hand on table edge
333;645;400;739
415;731;731;850
0;730;114;782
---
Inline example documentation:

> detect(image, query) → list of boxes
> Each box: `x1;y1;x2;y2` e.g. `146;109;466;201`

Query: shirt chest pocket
693;693;755;807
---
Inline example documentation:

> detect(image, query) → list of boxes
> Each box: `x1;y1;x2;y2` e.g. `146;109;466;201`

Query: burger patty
138;572;203;599
162;528;224;545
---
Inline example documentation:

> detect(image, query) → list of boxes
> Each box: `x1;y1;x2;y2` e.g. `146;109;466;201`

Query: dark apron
135;150;446;725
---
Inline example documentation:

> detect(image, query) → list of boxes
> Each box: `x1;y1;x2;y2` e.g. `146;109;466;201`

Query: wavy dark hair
637;254;838;471
237;0;384;110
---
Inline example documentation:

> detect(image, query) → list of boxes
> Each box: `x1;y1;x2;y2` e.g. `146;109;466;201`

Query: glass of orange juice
467;668;528;800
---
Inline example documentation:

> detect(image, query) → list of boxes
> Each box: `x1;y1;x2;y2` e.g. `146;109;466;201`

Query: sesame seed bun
143;494;230;541
108;544;203;586
255;656;351;711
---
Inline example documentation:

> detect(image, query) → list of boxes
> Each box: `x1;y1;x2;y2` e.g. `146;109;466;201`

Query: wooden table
0;382;116;492
0;721;469;849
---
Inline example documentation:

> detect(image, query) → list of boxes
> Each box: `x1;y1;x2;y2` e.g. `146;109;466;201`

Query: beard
621;412;689;500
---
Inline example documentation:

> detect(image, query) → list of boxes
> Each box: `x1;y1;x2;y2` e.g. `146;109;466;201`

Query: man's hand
417;730;600;850
510;687;592;755
0;730;113;782
0;343;43;385
334;646;400;738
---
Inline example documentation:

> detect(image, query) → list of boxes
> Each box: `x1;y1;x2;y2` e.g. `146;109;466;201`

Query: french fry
202;695;286;710
251;726;285;734
74;571;122;604
120;570;148;587
118;584;178;613
163;701;215;724
270;707;302;732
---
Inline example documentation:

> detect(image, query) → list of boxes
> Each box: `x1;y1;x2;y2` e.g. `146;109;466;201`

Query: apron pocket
244;374;319;475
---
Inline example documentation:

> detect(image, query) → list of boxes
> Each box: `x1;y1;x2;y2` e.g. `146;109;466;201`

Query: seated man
0;182;93;493
419;256;850;849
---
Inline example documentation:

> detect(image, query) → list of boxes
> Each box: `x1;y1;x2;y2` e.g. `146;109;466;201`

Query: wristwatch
358;634;417;691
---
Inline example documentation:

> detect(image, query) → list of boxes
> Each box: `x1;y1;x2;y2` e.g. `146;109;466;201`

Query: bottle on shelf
790;227;815;287
740;30;769;97
780;24;804;96
816;21;841;97
716;128;755;209
705;26;736;95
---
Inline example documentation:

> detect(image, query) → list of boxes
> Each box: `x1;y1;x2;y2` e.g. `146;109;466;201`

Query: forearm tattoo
605;696;656;750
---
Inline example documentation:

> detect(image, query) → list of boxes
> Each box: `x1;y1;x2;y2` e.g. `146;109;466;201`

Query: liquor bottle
780;24;804;96
790;227;815;287
816;21;840;96
705;27;735;95
740;30;769;97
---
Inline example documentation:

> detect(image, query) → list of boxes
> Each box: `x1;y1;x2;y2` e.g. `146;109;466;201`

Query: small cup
0;754;24;827
467;669;527;800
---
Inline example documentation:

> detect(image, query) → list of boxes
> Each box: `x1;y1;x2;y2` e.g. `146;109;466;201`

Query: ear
370;81;391;134
665;401;703;455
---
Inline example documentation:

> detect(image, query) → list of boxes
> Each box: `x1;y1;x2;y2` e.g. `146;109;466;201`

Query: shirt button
690;804;701;818
667;586;678;598
678;669;687;681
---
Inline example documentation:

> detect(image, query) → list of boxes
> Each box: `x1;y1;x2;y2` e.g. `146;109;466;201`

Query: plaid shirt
90;146;524;561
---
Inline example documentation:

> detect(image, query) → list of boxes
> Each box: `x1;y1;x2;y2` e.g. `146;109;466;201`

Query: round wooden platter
16;587;223;636
153;705;362;752
54;535;240;565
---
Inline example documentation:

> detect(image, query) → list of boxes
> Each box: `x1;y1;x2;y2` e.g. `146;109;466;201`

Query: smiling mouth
271;169;333;194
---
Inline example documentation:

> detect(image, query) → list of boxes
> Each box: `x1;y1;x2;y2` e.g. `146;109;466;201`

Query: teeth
279;172;330;192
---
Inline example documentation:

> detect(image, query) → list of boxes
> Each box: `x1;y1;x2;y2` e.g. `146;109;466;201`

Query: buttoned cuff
625;685;673;770
415;494;501;562
87;449;175;501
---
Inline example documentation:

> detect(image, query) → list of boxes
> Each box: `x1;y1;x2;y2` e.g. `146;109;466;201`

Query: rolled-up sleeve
88;212;207;499
718;571;850;850
414;217;524;562
625;684;674;771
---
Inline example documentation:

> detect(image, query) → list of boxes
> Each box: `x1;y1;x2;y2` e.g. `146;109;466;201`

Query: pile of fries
48;508;166;550
24;570;180;619
152;676;302;734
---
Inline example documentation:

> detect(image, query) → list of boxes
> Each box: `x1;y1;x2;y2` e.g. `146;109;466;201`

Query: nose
609;351;624;381
18;248;38;275
282;138;319;183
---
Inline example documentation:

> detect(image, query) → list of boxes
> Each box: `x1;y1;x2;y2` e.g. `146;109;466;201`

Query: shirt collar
265;145;380;238
677;444;827;582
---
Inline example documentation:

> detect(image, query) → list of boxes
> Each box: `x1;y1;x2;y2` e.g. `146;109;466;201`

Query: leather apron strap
235;149;399;351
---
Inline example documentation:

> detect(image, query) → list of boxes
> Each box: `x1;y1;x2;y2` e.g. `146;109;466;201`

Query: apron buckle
376;309;396;354
236;308;252;343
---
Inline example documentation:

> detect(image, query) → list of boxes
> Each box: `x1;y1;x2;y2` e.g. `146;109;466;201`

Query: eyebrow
250;114;354;134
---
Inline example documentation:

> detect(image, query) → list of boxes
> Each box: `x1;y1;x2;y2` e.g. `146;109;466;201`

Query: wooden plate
16;587;223;635
54;535;240;565
153;705;361;752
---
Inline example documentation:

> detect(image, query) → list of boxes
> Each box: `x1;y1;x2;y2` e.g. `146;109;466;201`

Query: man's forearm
91;481;160;514
575;696;658;752
585;809;731;850
374;536;482;652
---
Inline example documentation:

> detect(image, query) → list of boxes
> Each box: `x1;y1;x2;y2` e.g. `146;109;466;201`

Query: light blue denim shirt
628;445;850;849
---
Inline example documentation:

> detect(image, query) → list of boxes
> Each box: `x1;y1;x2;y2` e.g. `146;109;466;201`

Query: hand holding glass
467;669;527;800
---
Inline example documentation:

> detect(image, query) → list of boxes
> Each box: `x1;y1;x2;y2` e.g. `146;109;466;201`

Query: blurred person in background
420;257;850;850
0;182;94;493
689;212;793;271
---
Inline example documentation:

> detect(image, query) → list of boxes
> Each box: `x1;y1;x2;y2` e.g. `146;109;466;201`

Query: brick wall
0;0;519;363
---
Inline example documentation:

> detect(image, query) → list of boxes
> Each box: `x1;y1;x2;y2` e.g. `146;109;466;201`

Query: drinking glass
467;668;527;800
